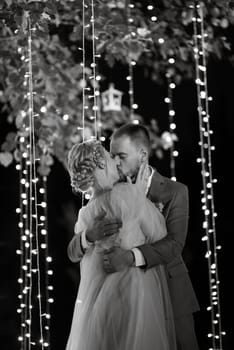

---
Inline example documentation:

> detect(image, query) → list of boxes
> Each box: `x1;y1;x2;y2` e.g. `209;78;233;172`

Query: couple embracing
65;124;200;350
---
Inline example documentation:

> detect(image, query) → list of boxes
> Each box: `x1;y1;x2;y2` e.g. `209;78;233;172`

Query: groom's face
110;136;141;181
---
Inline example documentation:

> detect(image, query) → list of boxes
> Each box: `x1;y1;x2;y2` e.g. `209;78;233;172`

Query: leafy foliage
0;0;233;174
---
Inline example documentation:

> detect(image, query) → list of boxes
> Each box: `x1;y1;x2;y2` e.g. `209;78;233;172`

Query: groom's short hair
111;123;151;153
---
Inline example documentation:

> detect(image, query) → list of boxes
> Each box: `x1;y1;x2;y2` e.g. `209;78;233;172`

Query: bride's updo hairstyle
67;140;106;193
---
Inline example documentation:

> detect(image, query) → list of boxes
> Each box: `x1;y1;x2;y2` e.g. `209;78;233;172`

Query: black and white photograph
0;1;233;349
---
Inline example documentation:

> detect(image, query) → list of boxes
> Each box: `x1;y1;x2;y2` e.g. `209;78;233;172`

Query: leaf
45;2;58;15
5;0;13;8
41;153;54;166
8;72;20;84
6;132;16;142
0;0;233;172
41;12;51;21
41;117;57;127
37;163;52;176
0;152;13;167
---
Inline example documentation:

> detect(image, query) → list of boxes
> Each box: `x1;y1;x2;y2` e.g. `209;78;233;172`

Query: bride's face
94;150;120;190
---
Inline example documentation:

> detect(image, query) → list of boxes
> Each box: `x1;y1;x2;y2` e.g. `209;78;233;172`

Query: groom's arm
137;184;189;269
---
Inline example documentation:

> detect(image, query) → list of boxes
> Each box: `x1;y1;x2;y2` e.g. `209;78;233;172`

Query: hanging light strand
81;0;99;142
28;18;34;350
81;0;86;143
126;1;138;120
38;175;52;346
80;1;99;201
95;75;102;141
81;0;87;206
16;146;28;349
17;35;34;350
17;16;52;349
27;16;45;350
128;62;135;119
192;2;224;349
42;176;50;329
165;75;177;181
18;161;24;349
90;0;98;138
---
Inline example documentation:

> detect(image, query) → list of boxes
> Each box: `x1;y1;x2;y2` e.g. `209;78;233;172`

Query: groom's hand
86;209;122;243
103;247;135;273
127;162;148;194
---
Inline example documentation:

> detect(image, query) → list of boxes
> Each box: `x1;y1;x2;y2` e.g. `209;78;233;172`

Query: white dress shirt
81;166;154;267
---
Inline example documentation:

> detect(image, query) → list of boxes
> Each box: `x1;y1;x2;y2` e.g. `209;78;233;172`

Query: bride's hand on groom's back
86;209;122;243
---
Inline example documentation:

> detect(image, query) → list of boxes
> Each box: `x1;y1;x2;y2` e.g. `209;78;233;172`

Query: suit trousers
175;314;200;350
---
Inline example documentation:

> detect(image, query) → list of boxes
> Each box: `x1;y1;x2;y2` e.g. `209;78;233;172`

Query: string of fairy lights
146;3;179;179
12;2;225;348
80;0;99;144
164;73;178;181
16;15;52;349
126;2;138;121
128;1;179;178
125;2;225;346
192;2;224;349
90;0;99;138
80;0;99;201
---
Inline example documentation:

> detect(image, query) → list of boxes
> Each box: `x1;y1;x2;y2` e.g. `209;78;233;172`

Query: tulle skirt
66;249;176;350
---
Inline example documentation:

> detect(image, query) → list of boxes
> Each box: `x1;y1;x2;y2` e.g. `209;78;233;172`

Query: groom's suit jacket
142;170;200;318
67;169;200;318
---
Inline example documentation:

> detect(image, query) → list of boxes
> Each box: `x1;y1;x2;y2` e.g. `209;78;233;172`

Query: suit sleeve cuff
131;247;146;267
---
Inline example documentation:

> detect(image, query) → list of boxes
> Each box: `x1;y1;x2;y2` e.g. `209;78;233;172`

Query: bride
65;140;176;350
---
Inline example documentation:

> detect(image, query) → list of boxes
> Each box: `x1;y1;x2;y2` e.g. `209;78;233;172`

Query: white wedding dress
66;183;177;350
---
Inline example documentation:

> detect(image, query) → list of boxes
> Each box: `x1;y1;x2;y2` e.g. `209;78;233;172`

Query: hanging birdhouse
101;83;123;112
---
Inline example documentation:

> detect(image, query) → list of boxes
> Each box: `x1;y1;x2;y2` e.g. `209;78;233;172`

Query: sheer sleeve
67;206;92;263
74;207;90;235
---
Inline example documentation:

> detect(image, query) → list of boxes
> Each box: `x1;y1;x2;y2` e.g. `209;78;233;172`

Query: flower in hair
92;145;105;168
155;201;164;213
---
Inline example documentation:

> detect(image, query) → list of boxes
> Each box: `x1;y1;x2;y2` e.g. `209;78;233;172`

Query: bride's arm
67;207;90;263
67;204;122;263
67;232;87;263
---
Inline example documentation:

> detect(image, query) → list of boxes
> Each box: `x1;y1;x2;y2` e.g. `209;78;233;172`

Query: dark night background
0;53;233;349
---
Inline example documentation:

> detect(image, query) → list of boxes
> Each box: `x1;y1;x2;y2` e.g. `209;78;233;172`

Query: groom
67;123;200;350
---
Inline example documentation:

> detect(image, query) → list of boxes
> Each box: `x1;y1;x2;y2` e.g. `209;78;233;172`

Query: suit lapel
147;170;171;219
147;170;165;202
